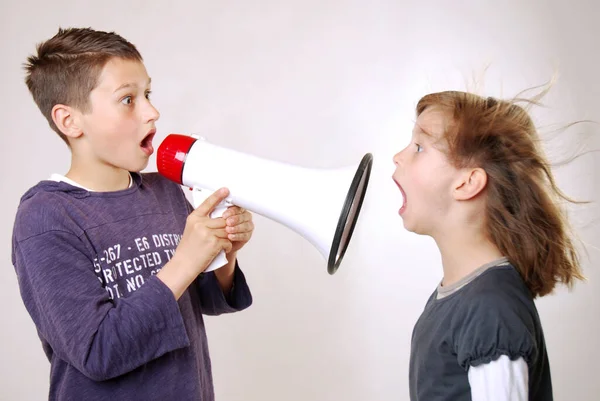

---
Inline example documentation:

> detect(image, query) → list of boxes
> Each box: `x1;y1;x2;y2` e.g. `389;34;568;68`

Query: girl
392;89;585;401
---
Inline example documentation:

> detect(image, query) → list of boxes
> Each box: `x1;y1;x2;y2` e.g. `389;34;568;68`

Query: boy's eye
121;96;133;105
145;91;152;100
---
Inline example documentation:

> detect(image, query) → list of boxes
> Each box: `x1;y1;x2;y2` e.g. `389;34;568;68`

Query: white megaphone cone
156;134;373;275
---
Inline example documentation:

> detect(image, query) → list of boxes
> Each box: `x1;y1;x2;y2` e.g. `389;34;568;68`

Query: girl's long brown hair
417;88;585;298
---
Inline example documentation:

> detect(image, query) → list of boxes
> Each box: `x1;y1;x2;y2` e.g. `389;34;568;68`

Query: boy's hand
222;206;254;254
158;188;234;300
174;188;233;274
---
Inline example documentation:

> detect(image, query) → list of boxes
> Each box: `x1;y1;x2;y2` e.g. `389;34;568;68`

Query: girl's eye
121;96;133;105
415;143;423;153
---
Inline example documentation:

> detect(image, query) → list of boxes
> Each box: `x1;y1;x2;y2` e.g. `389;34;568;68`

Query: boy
11;27;254;401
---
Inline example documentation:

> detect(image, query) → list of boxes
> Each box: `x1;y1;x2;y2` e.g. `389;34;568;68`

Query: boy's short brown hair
24;27;143;144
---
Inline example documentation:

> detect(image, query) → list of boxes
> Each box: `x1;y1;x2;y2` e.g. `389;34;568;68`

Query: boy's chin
127;159;150;173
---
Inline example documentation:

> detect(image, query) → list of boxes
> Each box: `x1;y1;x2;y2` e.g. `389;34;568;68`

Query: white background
1;1;598;400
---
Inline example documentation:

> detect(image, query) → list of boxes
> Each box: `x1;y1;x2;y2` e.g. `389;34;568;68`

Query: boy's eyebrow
113;78;152;93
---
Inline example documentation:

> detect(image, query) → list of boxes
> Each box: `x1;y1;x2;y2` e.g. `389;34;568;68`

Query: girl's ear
453;167;487;200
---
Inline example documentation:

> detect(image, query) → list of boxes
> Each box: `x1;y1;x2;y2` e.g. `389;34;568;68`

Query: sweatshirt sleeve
194;260;253;315
13;230;191;382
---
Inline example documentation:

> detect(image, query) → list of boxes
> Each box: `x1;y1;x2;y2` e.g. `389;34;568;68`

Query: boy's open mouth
140;130;156;156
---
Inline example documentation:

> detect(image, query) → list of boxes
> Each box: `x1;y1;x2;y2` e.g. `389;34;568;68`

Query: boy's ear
51;104;83;139
453;167;487;201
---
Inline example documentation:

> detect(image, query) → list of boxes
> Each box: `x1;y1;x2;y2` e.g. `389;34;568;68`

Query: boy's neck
66;157;132;192
434;228;504;287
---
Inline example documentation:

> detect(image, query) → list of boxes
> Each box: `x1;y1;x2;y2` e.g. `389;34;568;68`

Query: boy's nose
145;103;160;123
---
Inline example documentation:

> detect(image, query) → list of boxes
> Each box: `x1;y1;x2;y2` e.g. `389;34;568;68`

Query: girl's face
392;107;462;237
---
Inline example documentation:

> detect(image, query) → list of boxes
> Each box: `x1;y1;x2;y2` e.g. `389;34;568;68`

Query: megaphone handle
203;204;229;272
191;189;232;273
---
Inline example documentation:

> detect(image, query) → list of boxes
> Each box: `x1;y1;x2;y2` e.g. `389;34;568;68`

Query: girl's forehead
414;107;450;140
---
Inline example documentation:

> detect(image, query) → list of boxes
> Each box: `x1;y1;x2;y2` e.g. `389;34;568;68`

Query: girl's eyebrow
414;122;436;139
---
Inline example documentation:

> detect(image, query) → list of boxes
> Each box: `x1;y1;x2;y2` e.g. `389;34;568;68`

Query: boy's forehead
95;58;150;91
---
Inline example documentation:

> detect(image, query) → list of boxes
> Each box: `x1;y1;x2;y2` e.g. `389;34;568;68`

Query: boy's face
391;107;461;236
74;57;159;173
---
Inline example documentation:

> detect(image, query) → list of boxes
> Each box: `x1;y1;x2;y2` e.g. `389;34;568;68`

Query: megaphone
156;134;373;275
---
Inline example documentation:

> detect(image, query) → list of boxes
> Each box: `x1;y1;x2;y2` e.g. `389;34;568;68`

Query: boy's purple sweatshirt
11;172;252;401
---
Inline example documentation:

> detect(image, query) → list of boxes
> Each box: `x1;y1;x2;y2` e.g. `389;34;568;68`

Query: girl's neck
434;229;504;287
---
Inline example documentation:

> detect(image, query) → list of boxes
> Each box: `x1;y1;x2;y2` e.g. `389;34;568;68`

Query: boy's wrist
156;257;198;300
214;252;237;293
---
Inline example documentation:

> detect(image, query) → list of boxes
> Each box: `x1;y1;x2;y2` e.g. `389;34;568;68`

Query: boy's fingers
223;206;246;219
221;239;233;254
228;232;252;242
206;218;227;229
213;228;229;239
226;211;252;226
226;221;254;234
194;188;230;217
